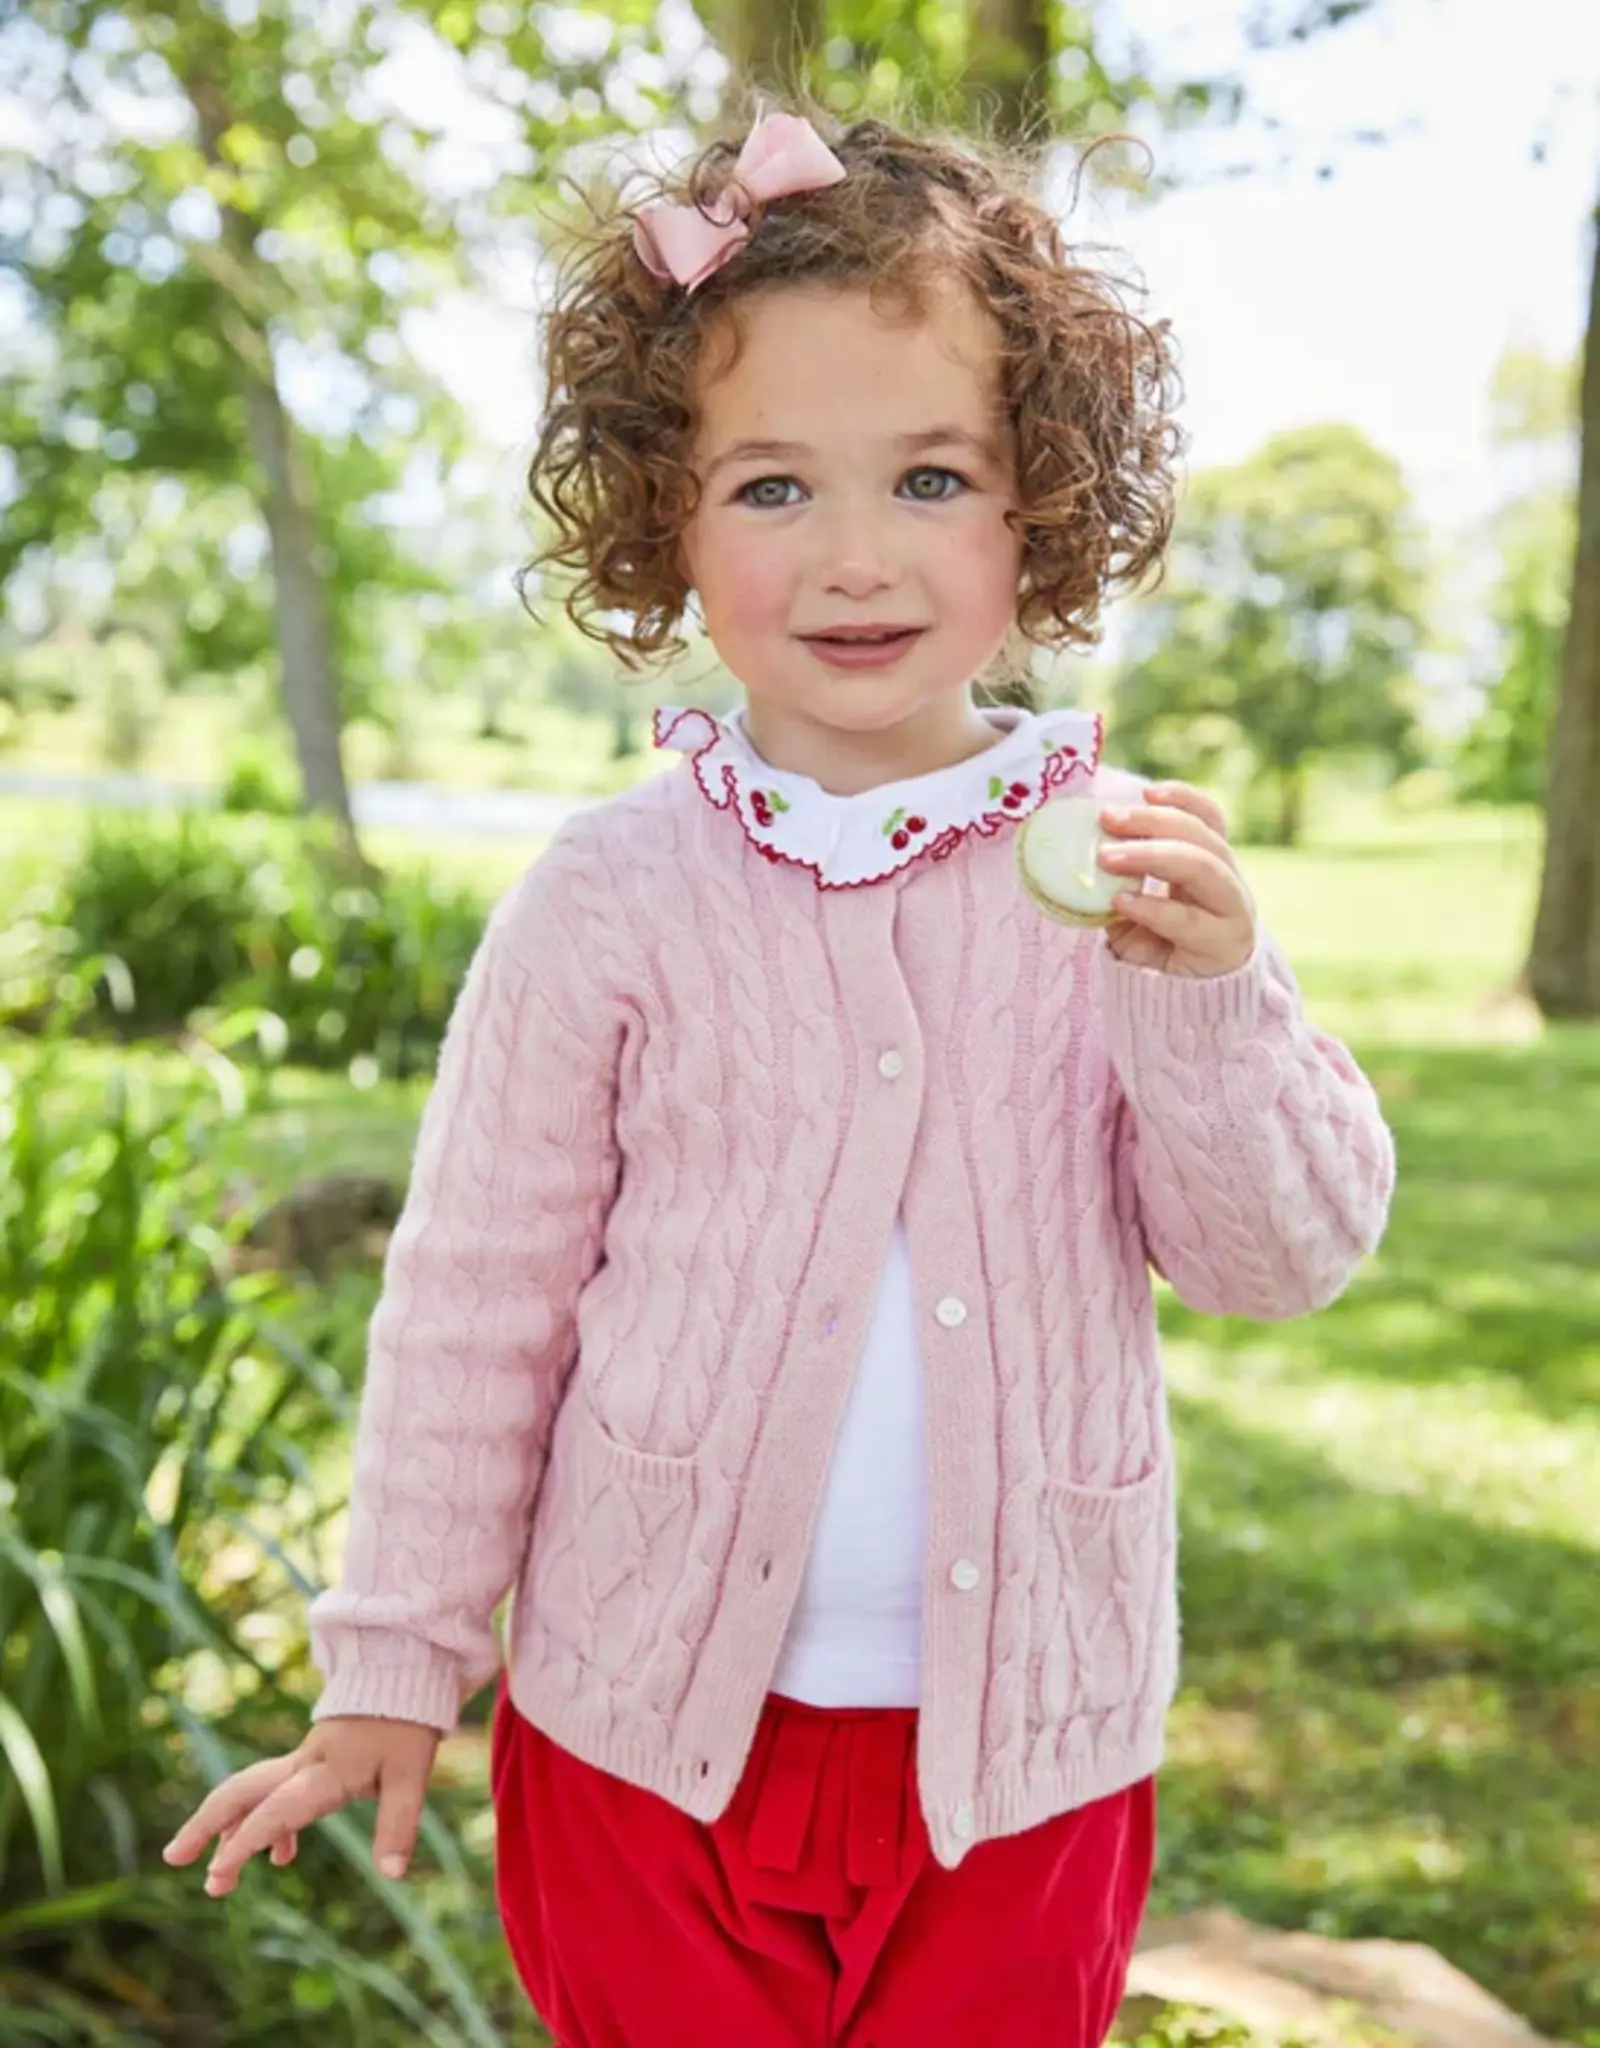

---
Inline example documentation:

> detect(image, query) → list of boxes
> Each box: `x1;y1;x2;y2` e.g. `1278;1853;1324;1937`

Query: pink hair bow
632;111;846;293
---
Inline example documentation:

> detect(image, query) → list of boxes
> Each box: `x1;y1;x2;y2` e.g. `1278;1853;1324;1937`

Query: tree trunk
969;0;1053;142
715;0;824;94
241;370;360;839
1526;176;1600;1018
186;68;362;857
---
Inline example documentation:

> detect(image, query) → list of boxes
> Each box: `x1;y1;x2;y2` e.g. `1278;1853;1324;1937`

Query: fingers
1098;837;1248;920
218;1816;297;1870
1099;795;1235;871
1109;889;1217;955
1138;780;1231;841
1103;916;1171;971
1110;888;1255;976
372;1760;430;1880
203;1762;347;1896
164;1754;300;1867
167;1722;438;1897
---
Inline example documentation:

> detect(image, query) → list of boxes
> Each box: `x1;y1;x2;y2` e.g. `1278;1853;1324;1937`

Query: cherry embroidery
750;788;790;829
990;775;1033;812
881;806;928;854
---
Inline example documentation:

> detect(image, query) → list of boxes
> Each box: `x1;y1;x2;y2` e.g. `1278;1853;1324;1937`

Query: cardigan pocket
522;1396;699;1688
1042;1461;1168;1718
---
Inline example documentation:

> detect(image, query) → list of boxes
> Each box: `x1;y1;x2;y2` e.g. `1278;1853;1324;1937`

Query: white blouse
769;1221;929;1707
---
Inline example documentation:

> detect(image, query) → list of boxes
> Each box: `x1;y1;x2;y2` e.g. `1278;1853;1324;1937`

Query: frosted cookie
1015;795;1122;928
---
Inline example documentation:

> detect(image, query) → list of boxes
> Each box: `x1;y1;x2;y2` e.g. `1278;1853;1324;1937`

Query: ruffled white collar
653;702;1101;891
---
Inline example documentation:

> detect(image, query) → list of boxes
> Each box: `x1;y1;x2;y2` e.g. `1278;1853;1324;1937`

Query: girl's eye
900;466;967;502
737;475;803;509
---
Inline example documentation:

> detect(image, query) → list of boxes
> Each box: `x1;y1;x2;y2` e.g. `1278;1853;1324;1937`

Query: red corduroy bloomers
491;1680;1156;2048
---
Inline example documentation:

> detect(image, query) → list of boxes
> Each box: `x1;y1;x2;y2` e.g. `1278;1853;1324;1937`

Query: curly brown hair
522;107;1184;671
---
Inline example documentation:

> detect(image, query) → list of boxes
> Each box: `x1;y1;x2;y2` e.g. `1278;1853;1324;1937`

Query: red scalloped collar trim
653;704;1103;892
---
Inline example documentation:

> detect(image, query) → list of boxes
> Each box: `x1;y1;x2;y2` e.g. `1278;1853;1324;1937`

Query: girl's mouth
800;628;927;670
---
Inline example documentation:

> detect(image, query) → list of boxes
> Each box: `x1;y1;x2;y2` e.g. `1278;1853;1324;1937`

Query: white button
950;1558;981;1592
951;1802;975;1840
877;1050;904;1080
935;1297;967;1328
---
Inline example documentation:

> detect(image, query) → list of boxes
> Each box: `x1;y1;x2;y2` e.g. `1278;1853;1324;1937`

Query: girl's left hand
1097;783;1256;978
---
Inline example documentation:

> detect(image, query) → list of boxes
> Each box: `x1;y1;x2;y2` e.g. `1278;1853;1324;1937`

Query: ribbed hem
309;1640;464;1735
1094;936;1270;1049
504;1650;1172;1873
508;1661;733;1811
944;1714;1166;1870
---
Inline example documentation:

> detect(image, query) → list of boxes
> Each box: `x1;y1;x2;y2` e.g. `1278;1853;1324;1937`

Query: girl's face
680;280;1023;760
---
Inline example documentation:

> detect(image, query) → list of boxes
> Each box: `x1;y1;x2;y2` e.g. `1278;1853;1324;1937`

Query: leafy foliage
0;0;696;823
1111;424;1429;842
1456;347;1578;808
221;733;304;816
3;811;489;1075
0;0;691;572
1454;493;1572;806
0;1015;511;2043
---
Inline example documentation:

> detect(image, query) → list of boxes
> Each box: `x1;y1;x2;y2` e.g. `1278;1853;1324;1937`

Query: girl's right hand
162;1715;443;1896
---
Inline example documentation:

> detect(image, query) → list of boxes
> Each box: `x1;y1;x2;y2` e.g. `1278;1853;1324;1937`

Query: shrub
27;811;263;1036
226;859;486;1079
219;739;302;817
0;1012;512;2042
2;814;490;1079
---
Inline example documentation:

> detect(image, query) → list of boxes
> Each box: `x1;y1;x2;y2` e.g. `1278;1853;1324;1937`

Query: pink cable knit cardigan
308;756;1394;1870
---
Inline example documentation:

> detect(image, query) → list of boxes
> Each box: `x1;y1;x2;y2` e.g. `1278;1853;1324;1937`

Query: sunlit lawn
1;683;674;800
1155;1027;1600;2040
8;792;1598;2041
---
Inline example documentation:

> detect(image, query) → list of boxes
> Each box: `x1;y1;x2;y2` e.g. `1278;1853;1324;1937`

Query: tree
0;0;678;849
1111;423;1427;844
1526;171;1600;1018
1255;7;1597;1009
2;5;429;843
1456;349;1579;808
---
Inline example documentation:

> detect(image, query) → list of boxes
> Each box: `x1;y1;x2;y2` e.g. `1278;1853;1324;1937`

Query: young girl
165;107;1395;2047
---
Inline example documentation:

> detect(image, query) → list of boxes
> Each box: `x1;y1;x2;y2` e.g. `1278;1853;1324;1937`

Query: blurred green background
2;2;1598;2044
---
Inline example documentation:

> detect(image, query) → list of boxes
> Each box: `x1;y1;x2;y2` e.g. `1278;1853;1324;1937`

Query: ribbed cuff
1093;936;1271;1051
309;1637;464;1735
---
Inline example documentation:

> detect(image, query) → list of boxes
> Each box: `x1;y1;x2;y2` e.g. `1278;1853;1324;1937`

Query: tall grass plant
0;988;508;2044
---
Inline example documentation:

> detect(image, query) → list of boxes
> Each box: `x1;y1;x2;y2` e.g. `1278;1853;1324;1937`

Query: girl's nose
817;510;900;599
826;557;896;599
823;536;897;598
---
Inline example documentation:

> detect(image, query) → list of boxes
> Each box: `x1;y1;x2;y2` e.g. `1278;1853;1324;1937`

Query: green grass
7;797;1597;2042
1243;800;1542;1044
1154;1028;1600;2040
1;688;674;800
